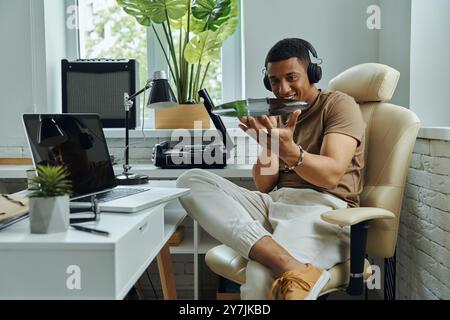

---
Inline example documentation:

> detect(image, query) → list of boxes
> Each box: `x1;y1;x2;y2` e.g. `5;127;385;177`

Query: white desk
0;164;254;299
0;189;188;300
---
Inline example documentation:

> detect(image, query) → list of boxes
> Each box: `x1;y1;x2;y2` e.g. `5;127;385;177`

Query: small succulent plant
28;165;72;198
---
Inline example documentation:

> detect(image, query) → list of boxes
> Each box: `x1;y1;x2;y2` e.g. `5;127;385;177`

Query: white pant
176;169;350;300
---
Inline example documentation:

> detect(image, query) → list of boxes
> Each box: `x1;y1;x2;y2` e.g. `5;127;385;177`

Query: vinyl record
212;98;309;117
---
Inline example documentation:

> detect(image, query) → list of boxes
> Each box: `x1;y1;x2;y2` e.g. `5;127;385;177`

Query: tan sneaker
269;264;330;300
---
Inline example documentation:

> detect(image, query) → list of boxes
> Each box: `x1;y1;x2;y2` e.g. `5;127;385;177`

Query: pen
71;225;110;237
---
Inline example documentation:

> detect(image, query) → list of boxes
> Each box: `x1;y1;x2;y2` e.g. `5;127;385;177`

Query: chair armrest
321;207;395;227
321;207;394;296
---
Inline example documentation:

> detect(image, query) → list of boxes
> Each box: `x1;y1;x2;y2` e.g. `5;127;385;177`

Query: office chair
205;63;421;299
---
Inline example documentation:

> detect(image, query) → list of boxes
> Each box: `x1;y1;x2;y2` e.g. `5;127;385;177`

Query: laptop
22;113;188;213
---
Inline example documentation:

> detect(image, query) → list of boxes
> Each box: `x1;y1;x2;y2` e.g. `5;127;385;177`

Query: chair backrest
329;63;420;258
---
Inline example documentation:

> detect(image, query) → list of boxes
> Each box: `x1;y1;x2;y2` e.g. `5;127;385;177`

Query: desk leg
157;243;177;300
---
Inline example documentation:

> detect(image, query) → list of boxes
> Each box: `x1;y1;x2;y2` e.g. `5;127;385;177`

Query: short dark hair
265;38;311;68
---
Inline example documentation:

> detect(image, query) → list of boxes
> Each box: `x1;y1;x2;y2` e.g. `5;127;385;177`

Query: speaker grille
62;59;138;128
66;71;130;119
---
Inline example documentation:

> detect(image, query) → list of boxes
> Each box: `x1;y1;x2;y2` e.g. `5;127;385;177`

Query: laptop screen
22;114;117;199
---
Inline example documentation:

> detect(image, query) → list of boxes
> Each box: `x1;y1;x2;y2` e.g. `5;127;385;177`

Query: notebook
22;114;188;213
0;194;29;231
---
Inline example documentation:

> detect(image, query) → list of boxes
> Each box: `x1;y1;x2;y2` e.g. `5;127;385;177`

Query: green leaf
184;30;221;65
191;0;232;32
216;11;238;43
189;14;207;34
169;14;188;30
148;0;189;24
118;0;188;25
118;0;152;26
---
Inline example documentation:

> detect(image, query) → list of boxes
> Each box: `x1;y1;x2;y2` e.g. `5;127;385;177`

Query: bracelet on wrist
283;145;305;172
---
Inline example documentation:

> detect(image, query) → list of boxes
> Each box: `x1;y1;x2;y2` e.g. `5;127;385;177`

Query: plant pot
155;104;211;129
29;195;70;234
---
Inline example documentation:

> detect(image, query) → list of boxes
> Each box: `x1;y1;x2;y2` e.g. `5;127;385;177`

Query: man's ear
263;72;272;91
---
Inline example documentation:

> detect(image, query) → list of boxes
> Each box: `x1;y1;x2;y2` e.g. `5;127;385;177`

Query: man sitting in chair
177;38;366;300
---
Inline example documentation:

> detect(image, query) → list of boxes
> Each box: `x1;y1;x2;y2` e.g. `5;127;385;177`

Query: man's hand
238;110;302;158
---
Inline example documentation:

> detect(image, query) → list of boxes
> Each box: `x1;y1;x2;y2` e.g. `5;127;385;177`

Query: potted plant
117;0;239;129
28;165;72;234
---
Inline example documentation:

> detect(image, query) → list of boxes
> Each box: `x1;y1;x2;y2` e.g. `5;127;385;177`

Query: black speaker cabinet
62;59;139;129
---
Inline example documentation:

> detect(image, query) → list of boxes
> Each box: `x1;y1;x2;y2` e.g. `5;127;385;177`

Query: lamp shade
37;117;68;147
147;71;178;108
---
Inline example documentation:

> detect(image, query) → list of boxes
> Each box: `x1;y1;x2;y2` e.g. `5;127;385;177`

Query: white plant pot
29;195;70;234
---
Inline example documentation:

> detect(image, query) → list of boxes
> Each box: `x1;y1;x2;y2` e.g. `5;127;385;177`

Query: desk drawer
115;204;164;297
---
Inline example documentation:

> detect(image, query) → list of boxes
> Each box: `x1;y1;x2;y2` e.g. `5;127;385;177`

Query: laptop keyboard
73;188;150;203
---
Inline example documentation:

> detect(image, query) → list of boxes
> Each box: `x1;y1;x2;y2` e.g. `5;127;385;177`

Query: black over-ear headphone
263;39;323;91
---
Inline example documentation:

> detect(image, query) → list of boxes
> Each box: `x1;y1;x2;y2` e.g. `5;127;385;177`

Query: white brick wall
398;138;450;300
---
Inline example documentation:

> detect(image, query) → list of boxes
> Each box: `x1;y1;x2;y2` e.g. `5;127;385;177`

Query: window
71;0;242;129
78;0;148;86
77;0;149;126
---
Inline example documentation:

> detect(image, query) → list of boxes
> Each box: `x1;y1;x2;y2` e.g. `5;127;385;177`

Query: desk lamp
116;70;177;185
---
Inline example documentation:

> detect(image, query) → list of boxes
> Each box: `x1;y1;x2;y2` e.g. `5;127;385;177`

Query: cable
146;269;159;300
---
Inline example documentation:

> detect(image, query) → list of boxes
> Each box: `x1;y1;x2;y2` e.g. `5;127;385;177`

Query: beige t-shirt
277;90;365;208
